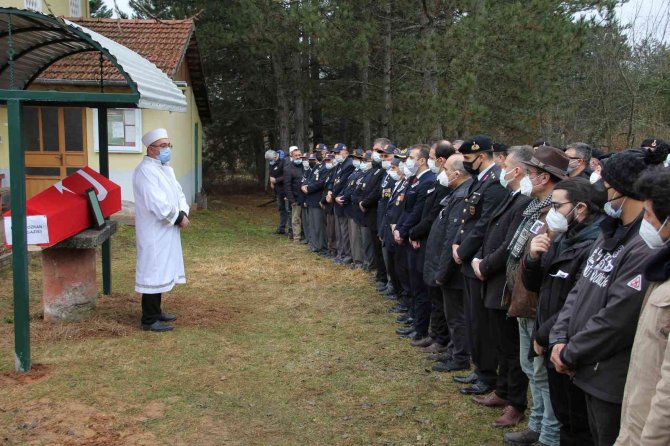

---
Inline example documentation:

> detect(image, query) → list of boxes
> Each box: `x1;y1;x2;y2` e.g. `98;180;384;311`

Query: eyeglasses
150;143;173;149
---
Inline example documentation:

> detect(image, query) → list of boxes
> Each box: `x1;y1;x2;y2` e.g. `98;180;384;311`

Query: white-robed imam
133;128;190;332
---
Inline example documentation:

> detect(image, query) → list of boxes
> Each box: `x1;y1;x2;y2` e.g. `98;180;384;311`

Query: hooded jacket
550;214;655;403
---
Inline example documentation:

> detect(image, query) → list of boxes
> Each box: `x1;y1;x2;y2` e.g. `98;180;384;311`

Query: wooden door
23;106;87;199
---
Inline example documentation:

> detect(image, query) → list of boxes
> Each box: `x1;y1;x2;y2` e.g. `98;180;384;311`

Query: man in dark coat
283;146;305;243
328;143;355;264
469;145;534;428
302;152;328;255
392;144;436;342
451;135;508;396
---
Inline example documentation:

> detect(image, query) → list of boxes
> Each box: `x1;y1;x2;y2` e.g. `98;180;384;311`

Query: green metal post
98;107;111;295
194;123;199;200
8;99;30;372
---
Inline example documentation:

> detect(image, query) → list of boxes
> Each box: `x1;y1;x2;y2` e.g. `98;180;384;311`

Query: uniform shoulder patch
626;274;642;291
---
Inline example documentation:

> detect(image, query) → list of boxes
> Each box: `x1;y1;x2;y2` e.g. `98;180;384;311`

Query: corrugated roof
0;8;187;113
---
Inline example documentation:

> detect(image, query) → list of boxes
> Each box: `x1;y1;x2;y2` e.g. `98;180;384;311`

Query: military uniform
304;153;328;254
330;144;354;263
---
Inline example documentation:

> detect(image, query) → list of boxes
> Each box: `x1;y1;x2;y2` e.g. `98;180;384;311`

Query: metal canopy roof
0;7;187;112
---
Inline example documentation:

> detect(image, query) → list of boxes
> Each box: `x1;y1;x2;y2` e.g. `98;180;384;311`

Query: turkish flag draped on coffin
3;167;122;247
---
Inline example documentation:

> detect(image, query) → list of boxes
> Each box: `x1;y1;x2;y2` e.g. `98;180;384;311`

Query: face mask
325;162;334;170
372;152;382;163
604;195;626;219
428;159;440;174
360;162;371;171
335;155;343;163
666;153;670;167
403;164;413;177
639;218;669;249
405;158;418;176
158;147;172;164
382;160;392;171
437;170;450;187
293;159;303;166
567;159;580;174
546;207;571;233
389;170;401;182
269;160;276;166
352;159;361;168
589;172;601;184
463;157;480;176
499;168;512;189
519;176;533;197
302;161;310;169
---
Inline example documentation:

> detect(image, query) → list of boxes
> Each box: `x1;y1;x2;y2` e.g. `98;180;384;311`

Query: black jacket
376;173;395;237
550;214;656;403
477;191;532;310
359;163;385;229
283;160;305;205
304;163;327;207
455;164;508;278
429;178;473;289
410;182;450;273
381;179;408;253
330;157;355;218
270;159;285;195
521;218;601;348
396;170;437;239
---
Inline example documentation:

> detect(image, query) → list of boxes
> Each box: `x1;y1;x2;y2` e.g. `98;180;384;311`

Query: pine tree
89;0;113;18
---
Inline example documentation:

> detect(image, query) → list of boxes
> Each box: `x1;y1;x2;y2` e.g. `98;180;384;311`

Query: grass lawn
0;194;525;445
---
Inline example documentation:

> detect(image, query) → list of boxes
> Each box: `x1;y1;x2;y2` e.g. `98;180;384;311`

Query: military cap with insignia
306;152;317;161
332;143;347;153
394;148;410;159
492;142;508;153
380;143;397;154
315;143;327;151
352;148;365;159
459;135;493;155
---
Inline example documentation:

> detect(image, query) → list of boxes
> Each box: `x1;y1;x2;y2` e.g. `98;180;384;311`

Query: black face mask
463;157;481;176
309;162;317;168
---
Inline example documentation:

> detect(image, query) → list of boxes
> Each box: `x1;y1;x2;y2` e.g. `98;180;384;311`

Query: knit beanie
601;147;668;200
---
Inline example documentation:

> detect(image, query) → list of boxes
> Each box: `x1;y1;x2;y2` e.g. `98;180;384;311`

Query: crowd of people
264;136;670;446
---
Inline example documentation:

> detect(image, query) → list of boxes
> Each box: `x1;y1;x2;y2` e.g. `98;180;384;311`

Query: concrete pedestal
42;248;97;322
41;221;117;322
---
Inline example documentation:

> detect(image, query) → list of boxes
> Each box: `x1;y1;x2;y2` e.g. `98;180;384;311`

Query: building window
24;0;41;12
69;0;81;17
93;108;143;153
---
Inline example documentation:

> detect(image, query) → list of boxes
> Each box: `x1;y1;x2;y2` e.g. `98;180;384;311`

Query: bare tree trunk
293;51;306;150
272;55;290;150
309;36;323;147
382;0;393;139
418;0;442;140
361;37;371;147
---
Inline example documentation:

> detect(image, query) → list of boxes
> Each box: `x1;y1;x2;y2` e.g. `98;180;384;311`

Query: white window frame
24;0;41;12
93;108;143;153
69;0;81;16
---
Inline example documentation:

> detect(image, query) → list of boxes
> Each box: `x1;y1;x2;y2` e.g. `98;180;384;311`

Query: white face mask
428;159;440;174
589;171;601;184
352;159;361;169
405;158;418;176
639;218;669;249
360;162;371;171
499;168;511;189
546;207;569;233
325;162;334;170
302;161;310;169
389;170;401;182
604;197;626;219
372;152;382;163
437;170;450;187
519;176;533;197
382;160;392;171
335;155;344;163
403;164;413;177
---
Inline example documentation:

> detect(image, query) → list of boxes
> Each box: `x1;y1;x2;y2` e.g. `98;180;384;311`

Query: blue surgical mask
158;147;172;164
604;197;626;219
293;159;302;166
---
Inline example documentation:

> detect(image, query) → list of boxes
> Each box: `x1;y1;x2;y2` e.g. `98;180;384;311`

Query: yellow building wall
0;0;90;17
0;85;203;204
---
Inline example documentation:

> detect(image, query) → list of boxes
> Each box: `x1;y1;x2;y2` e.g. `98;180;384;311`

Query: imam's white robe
133;156;189;294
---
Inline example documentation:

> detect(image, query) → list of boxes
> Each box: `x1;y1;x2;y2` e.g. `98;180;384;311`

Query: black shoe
388;305;408;314
384;293;398;301
273;229;286;235
399;330;418;339
396;314;411;323
395;326;415;335
402;318;415;326
408;332;426;342
141;321;174;332
453;372;478;384
432;360;470;373
429;352;453;362
460;380;493;395
158;312;177;322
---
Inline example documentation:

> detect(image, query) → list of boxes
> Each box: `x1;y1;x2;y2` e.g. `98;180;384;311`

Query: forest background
92;0;670;187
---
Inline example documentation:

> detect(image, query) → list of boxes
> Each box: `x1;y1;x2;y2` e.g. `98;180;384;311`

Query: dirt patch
0;293;232;348
1;398;154;446
0;363;52;386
